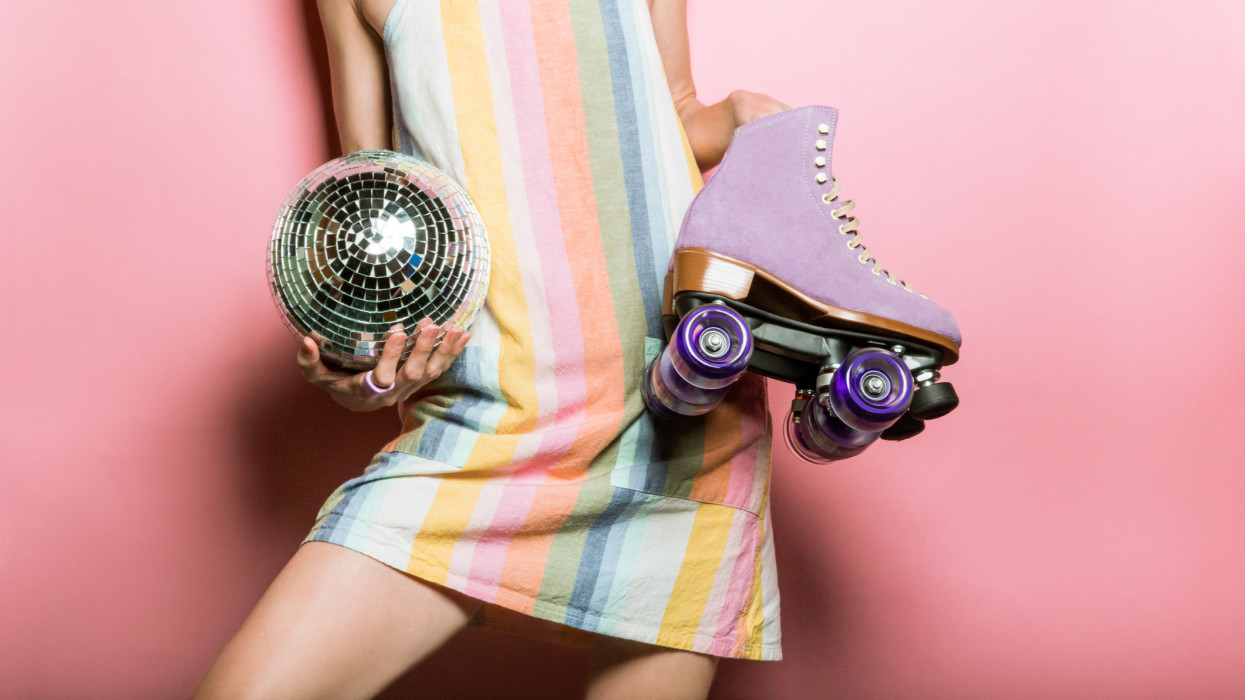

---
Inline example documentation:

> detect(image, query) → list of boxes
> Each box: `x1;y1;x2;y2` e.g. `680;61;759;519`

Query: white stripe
629;0;696;246
614;499;700;636
386;0;468;188
757;504;783;648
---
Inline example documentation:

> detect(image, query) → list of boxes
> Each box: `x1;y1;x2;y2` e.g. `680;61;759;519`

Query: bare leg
585;636;719;700
192;541;481;700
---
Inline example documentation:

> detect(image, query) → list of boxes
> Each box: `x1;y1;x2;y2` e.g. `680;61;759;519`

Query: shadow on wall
229;0;390;549
299;0;342;158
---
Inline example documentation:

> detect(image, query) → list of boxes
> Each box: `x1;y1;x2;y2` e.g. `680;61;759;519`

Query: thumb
299;336;319;362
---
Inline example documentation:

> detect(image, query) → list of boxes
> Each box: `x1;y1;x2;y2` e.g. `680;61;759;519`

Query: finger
370;323;406;388
422;328;465;381
297;336;328;379
298;337;353;385
399;321;440;382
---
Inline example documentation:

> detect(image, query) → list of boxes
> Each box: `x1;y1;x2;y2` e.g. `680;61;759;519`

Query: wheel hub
698;329;729;358
861;370;890;401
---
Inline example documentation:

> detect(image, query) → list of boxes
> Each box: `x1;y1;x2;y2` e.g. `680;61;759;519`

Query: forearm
318;0;392;153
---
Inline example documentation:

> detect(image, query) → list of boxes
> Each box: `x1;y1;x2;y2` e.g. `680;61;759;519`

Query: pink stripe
498;0;586;430
723;394;765;510
495;0;587;418
463;0;588;592
713;511;760;645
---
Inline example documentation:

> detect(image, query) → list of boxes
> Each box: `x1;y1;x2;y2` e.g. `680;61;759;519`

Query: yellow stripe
674;114;704;193
405;478;477;584
443;0;537;440
655;504;734;643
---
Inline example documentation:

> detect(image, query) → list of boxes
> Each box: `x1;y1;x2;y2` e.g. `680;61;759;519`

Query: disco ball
268;150;490;370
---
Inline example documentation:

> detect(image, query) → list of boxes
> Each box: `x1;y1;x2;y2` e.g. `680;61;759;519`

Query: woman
195;0;787;697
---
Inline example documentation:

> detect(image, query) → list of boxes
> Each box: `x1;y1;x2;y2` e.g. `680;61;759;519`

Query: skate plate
666;247;958;365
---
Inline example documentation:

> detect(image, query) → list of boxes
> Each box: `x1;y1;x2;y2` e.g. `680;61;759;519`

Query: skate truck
643;106;961;462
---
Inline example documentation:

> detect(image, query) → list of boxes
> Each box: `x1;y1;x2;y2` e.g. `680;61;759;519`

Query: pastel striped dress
304;0;781;660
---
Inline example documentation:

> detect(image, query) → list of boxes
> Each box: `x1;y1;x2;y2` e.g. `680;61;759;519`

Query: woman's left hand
678;90;789;171
726;89;789;127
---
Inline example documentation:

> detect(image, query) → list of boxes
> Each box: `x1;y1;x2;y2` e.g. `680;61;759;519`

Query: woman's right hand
296;318;472;412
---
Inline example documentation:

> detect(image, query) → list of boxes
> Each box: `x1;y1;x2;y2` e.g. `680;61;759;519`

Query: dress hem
302;521;782;662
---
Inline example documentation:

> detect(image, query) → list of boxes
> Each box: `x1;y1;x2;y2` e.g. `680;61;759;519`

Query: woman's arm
648;0;788;171
317;0;391;152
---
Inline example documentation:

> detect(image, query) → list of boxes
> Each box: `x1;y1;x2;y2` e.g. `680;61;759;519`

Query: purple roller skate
645;106;962;462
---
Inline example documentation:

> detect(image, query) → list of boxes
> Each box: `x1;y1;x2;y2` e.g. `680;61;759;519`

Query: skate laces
822;178;922;296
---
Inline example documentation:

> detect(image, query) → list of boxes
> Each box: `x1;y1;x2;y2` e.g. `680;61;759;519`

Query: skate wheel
642;351;729;417
908;381;959;420
880;413;925;441
827;348;914;433
668;304;753;390
783;399;878;463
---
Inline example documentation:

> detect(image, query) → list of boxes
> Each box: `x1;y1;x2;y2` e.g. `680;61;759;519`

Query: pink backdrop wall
3;1;1243;697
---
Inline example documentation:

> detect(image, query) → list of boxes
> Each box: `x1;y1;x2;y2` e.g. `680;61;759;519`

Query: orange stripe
687;400;744;504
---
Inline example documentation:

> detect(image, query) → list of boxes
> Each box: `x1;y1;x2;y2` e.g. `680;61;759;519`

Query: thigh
192;541;481;700
586;636;719;700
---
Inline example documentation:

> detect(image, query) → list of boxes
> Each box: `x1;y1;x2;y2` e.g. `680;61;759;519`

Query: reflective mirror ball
268;150;490;370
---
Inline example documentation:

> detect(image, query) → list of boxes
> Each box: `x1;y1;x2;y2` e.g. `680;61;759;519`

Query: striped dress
304;0;781;660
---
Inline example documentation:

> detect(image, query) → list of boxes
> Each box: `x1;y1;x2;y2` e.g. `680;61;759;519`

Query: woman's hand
677;90;790;172
296;318;472;412
725;89;789;128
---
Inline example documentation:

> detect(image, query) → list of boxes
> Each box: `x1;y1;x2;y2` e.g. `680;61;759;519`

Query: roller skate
642;106;961;462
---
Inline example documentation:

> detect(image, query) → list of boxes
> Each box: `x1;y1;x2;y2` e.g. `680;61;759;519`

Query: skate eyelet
818;123;830;134
823;193;835;205
839;225;851;236
815;173;827;184
815;139;827;151
815;156;827;168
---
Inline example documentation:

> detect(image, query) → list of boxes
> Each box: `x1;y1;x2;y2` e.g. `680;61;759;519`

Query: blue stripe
601;0;664;338
580;494;646;630
412;346;501;465
564;487;639;627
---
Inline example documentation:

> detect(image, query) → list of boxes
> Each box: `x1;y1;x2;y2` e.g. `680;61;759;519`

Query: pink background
3;1;1244;697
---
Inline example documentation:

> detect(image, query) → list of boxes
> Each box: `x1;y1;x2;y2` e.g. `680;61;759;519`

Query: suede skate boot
647;106;961;457
670;105;960;354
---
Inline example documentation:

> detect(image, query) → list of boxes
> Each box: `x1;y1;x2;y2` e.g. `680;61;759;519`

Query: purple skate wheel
643;304;753;417
669;305;753;390
642;349;730;417
783;400;878;463
826;348;914;433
